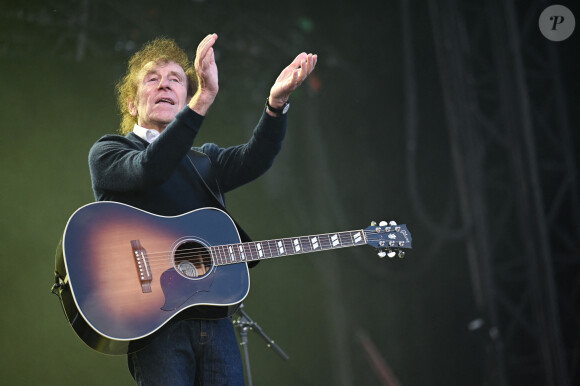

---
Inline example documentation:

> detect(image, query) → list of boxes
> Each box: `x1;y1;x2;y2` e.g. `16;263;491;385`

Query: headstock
364;221;412;258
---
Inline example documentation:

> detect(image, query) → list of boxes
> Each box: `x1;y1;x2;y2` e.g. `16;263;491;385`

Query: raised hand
189;33;219;115
268;52;318;110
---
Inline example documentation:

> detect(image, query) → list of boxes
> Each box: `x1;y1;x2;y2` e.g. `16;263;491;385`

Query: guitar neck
210;230;367;266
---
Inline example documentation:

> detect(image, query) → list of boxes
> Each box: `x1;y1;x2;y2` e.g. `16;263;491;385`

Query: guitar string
132;231;398;263
133;232;405;265
135;245;407;273
123;231;408;270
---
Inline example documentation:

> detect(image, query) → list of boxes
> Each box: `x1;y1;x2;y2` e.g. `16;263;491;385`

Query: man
88;33;316;385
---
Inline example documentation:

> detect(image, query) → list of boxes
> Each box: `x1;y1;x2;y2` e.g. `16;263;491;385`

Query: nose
157;76;171;89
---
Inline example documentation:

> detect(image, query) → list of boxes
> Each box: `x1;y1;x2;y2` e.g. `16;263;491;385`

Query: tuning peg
370;221;377;226
398;250;406;258
389;221;398;226
379;221;388;226
387;250;397;258
377;251;386;258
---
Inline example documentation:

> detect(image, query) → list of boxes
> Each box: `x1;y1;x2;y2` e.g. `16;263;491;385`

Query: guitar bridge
131;240;152;293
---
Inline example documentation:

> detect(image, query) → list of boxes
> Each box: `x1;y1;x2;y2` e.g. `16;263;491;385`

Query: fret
222;245;229;262
263;241;272;258
219;245;227;264
261;241;271;259
211;245;218;265
310;236;320;251
319;234;333;249
292;238;301;253
327;233;336;249
264;240;274;259
302;236;320;252
259;241;270;259
211;245;222;265
271;240;278;257
255;242;264;259
284;238;296;255
276;240;287;256
245;242;257;262
331;234;339;247
339;232;350;247
299;236;311;253
243;243;253;261
253;242;264;260
317;234;330;250
211;246;218;265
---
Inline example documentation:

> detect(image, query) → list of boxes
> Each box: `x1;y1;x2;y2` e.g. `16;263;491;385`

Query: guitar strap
185;149;258;268
186;149;225;207
52;237;66;299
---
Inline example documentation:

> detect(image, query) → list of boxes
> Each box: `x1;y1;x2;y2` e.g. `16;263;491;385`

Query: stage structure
402;0;579;384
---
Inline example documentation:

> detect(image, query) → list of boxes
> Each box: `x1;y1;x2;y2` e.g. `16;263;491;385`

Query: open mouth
155;98;175;105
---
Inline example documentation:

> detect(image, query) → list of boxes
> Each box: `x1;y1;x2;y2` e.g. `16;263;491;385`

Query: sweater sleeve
199;109;287;193
89;107;204;192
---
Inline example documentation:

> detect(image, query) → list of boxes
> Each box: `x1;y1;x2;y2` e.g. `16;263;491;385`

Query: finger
296;58;308;83
196;34;218;63
196;34;211;56
199;35;217;60
309;54;317;72
202;47;215;66
290;68;299;90
306;54;317;72
301;58;308;79
289;52;308;69
200;33;217;49
298;55;312;75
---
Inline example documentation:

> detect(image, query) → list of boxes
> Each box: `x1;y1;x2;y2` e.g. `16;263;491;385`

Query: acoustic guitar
54;201;412;354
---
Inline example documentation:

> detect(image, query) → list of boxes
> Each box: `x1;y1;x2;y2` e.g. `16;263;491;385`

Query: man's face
129;60;189;132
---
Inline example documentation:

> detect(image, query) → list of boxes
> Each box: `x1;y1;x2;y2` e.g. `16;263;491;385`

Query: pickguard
159;268;215;311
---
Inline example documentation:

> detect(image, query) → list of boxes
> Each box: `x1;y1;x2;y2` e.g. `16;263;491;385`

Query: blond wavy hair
116;38;197;134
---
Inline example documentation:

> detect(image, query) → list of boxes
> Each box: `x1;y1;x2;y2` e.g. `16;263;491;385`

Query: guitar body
58;202;249;355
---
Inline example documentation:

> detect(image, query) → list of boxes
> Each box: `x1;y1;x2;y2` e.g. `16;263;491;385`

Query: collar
132;124;160;143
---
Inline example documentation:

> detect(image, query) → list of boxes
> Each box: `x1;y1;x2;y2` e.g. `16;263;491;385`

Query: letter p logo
550;15;566;31
539;5;575;41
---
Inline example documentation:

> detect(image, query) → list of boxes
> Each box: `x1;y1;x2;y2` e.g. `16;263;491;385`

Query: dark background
1;0;578;385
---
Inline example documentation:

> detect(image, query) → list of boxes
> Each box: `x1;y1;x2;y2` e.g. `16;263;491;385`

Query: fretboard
210;230;367;266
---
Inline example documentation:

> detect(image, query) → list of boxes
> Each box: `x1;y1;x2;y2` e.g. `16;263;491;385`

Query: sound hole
174;241;211;279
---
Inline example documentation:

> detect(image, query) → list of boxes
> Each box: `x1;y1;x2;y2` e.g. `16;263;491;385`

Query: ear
128;99;137;117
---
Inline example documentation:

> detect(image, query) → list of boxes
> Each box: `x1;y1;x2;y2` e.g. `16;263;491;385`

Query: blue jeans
128;318;245;385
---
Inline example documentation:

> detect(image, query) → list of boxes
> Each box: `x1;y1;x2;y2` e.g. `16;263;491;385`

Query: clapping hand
268;52;318;111
190;33;219;115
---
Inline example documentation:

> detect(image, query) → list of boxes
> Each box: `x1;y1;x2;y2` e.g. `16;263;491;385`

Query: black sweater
89;106;287;216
